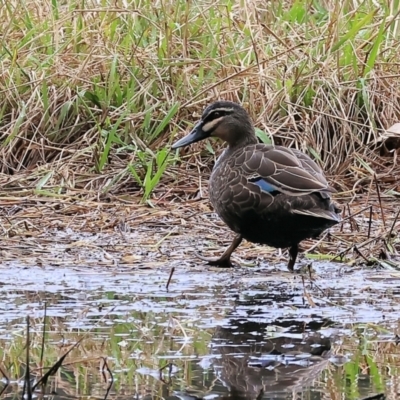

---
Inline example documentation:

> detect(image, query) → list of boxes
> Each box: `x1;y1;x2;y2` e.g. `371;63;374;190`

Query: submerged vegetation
0;0;400;200
0;266;398;399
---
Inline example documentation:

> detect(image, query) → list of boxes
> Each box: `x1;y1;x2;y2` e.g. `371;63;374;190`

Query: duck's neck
215;132;257;169
226;132;258;154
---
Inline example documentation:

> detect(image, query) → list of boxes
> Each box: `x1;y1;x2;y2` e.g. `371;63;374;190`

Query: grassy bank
1;0;400;200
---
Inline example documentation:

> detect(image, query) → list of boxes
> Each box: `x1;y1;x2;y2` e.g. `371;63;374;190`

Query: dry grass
0;191;398;270
1;0;400;268
0;0;400;200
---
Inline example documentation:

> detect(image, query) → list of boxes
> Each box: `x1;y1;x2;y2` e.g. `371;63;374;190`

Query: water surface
0;259;397;399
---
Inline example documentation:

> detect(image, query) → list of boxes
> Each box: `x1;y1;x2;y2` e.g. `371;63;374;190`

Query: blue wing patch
249;177;279;194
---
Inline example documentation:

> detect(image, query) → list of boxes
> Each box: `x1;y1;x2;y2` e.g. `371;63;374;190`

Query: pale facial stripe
202;116;224;133
203;107;235;120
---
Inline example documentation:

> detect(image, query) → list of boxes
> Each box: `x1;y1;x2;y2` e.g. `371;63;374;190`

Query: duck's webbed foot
195;235;243;268
195;253;236;268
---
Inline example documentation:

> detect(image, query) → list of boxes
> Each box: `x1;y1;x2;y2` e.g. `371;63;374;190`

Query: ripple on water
0;261;395;400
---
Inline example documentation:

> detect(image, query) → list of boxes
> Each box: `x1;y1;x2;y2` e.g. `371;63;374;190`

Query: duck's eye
203;110;226;124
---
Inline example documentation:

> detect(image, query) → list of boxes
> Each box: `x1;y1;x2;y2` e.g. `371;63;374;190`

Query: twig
347;204;353;232
340;205;374;223
166;267;175;291
100;357;114;400
353;245;370;264
340;205;346;232
333;235;382;263
0;365;10;396
32;339;83;391
368;206;373;239
159;363;174;384
302;276;316;307
307;280;354;312
23;316;32;400
389;208;400;237
39;302;47;378
374;173;386;229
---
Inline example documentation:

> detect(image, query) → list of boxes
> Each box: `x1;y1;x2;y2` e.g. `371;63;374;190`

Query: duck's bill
171;122;208;149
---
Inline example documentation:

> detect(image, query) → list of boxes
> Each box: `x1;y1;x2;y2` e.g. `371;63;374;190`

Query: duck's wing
236;145;332;196
290;148;336;191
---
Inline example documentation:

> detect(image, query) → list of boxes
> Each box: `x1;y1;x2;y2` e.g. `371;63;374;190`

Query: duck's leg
287;244;298;272
196;235;243;268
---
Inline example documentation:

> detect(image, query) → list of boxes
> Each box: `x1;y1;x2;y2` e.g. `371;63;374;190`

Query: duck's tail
292;207;341;223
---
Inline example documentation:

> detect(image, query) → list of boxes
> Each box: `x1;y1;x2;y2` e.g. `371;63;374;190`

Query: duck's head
172;101;256;149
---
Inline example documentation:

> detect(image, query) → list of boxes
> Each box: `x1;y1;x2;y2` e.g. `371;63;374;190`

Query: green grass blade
149;102;179;143
128;163;143;187
363;17;386;77
144;149;169;199
97;111;129;172
4;104;27;146
35;171;54;190
330;10;377;53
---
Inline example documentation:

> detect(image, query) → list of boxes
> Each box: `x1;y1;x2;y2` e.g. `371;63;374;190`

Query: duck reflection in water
208;317;332;400
172;293;385;400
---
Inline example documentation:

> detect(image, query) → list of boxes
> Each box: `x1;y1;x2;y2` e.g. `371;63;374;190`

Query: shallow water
0;259;398;399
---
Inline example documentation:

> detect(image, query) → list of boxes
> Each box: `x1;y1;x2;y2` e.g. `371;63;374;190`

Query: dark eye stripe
203;108;233;123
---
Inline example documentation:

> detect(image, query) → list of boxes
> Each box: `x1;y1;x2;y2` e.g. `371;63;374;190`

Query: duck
172;101;340;271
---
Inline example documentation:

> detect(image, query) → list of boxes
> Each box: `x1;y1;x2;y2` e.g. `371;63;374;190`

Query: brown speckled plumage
172;101;340;271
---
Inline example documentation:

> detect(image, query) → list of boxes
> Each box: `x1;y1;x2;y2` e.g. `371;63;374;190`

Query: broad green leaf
255;127;272;145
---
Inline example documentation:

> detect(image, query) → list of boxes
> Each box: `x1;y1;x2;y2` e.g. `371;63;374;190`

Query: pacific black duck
172;101;340;271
